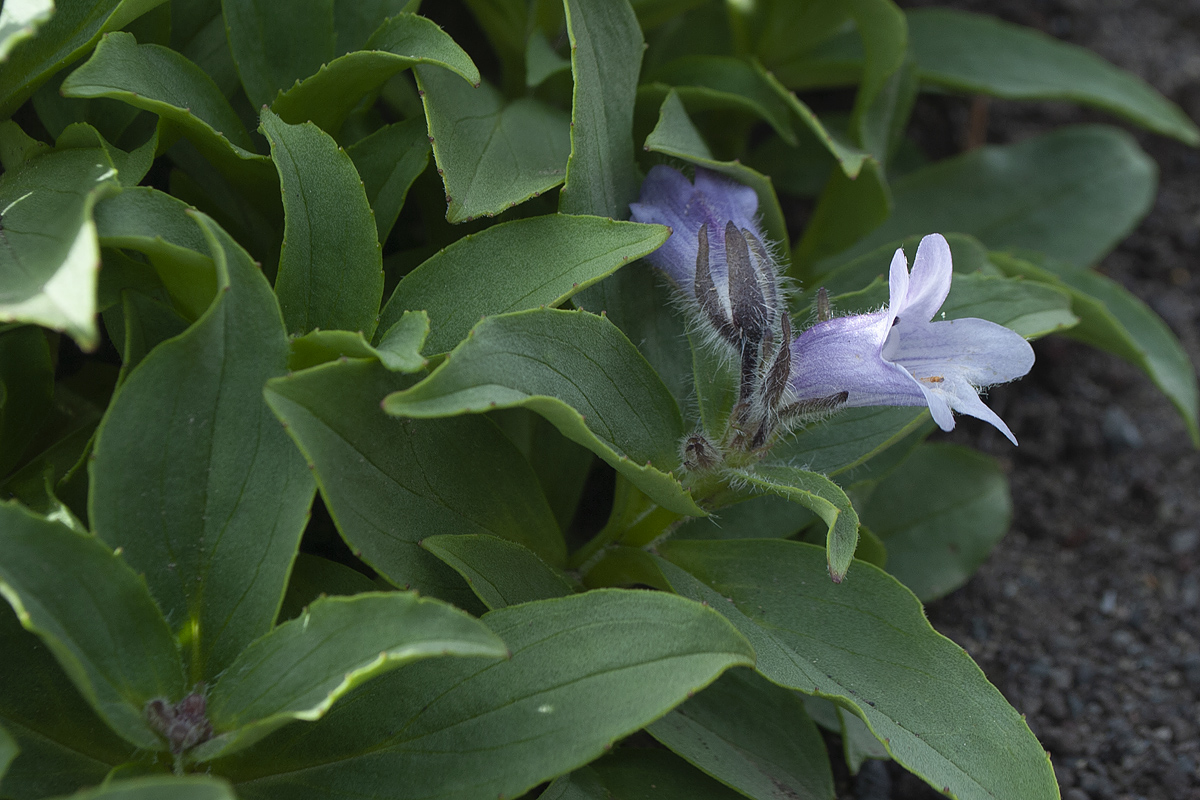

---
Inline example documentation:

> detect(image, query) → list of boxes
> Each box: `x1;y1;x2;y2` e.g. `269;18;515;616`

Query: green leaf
422;534;576;610
847;0;906;158
647;668;835;800
644;90;789;251
821;125;1157;271
0;502;185;751
860;443;1010;602
383;308;703;516
346;119;431;244
656;541;1059;800
493;409;596;531
263;358;566;603
0;147;120;350
791;159;890;276
46;776;239;800
215;590;755;800
526;30;569;88
112;289;190;384
674;494;815;541
0;0;54;62
908;8;1200;145
272;13;479;135
221;0;333;108
416;65;571;223
646;56;798;144
991;250;1200;445
0;603;138;798
288;313;429;373
760;66;870;179
377;214;668;354
0;722;13;784
62;32;253;150
0;0;166;117
89;213;316;684
839;705;890;774
773;407;930;478
276;553;380;622
0;326;54;479
540;767;610;800
729;465;860;583
196;592;506;761
260;109;383;337
54;120;157;188
589;749;749;800
60;30;278;203
93;187;217;320
558;0;643;218
333;0;418;55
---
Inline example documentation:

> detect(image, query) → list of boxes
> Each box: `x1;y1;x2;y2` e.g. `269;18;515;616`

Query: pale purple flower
788;234;1034;444
630;166;779;351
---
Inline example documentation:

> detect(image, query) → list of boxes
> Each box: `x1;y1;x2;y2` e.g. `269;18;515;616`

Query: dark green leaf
59;31;278;204
0;147;120;350
260;109;383;337
540;767;611;800
729;465;860;582
861;442;1010;600
54;121;158;188
62;31;253;150
377;214;668;354
674;494;815;541
346;119;431;243
383;308;703;516
644;90;789;251
0;502;185;751
272;13;479;135
908;8;1200;145
215;590;755;800
991;250;1200;445
589;749;748;800
0;0;166;117
263;358;566;603
221;0;334;108
821;126;1157;271
526;30;570;88
558;0;643;218
656;541;1059;800
334;0;425;55
89;213;316;683
0;722;13;784
46;776;239;800
93;187;217;320
416;65;571;222
773;407;929;478
422;534;576;610
847;0;906;158
288;315;429;373
791;159;890;276
196;592;506;761
760;67;869;178
277;553;380;623
647;668;835;800
0;326;54;478
647;56;798;144
0;603;137;799
113;290;190;384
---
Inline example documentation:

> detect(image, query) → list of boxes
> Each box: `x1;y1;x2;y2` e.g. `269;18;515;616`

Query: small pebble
1169;528;1200;555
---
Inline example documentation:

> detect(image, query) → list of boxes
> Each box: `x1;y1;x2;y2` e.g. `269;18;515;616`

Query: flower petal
886;247;908;325
694;168;760;233
883;317;1035;388
927;374;1019;445
630;165;703;288
789;312;927;407
903;233;954;322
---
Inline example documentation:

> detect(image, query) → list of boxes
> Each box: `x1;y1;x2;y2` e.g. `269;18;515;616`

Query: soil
862;2;1200;799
